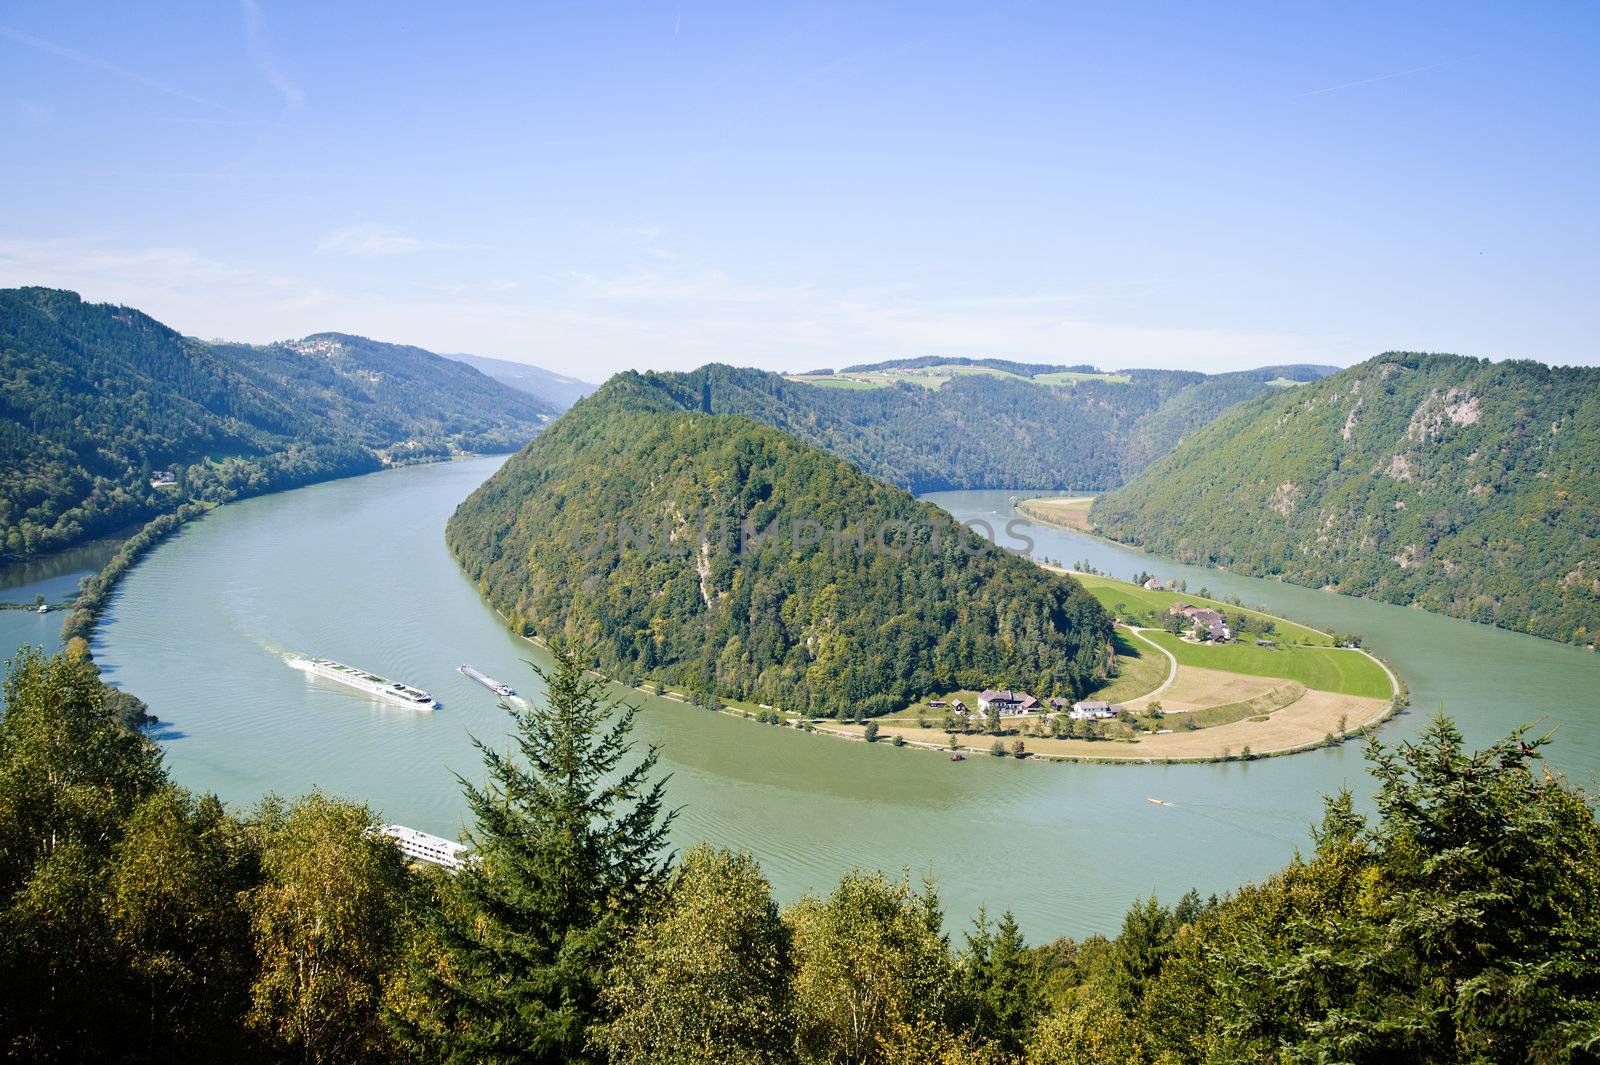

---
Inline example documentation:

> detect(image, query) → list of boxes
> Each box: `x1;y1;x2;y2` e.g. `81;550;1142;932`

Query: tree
1106;896;1173;1012
1012;739;1027;760
864;721;880;743
393;642;674;1064
965;908;1036;1053
0;647;166;1059
788;871;959;1064
108;787;258;1062
593;845;795;1064
246;791;410;1064
1027;985;1145;1065
1108;717;1600;1063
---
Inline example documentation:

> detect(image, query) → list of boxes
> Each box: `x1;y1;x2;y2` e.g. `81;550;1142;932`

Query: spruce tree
393;642;674;1064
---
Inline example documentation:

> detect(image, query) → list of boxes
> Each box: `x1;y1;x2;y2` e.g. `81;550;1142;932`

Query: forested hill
0;288;550;561
1093;352;1600;644
574;362;1332;495
446;373;1115;716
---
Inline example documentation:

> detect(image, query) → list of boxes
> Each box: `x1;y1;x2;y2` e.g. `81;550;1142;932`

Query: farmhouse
1069;700;1118;720
1168;603;1232;642
1143;578;1162;590
977;689;1041;716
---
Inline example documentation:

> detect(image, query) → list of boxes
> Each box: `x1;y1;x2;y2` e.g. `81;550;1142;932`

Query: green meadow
1140;630;1393;699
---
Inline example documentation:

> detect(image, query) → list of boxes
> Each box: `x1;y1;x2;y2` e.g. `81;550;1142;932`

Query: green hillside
0;288;550;561
446;373;1116;716
1093;352;1600;644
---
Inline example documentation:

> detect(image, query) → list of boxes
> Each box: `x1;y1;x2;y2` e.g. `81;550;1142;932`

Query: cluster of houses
974;690;1122;721
1168;602;1233;642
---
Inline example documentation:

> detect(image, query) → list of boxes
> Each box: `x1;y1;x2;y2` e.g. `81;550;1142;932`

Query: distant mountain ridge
446;372;1115;715
1093;352;1600;644
585;362;1337;495
839;355;1099;377
447;352;596;409
0;288;549;562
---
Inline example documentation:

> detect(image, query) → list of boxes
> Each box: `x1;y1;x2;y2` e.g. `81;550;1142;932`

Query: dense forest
0;288;553;562
446;374;1115;716
4;642;1596;1064
580;362;1332;497
1093;352;1600;645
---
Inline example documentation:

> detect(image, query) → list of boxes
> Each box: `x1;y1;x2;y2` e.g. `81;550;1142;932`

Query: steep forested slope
1093;353;1600;643
447;373;1115;716
212;332;554;455
580;362;1331;496
1119;365;1333;471
0;288;549;561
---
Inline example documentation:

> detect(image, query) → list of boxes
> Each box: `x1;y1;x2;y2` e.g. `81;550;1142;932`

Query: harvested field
1018;496;1095;532
830;684;1390;762
1121;665;1279;713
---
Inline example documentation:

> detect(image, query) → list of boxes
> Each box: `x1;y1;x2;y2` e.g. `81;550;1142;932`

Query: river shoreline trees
2;641;1597;1063
0;287;550;565
1094;352;1600;646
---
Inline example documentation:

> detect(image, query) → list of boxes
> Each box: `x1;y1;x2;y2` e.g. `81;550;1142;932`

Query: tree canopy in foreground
2;642;1597;1063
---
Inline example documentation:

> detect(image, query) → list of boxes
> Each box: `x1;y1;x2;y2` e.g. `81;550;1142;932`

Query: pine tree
964;908;1037;1053
393;642;674;1064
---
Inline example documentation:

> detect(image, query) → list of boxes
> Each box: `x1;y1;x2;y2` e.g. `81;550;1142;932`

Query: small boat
950;752;966;762
1147;797;1168;806
36;604;48;613
459;665;516;698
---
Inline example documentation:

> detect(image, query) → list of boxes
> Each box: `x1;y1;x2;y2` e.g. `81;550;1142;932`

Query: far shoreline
1012;491;1599;655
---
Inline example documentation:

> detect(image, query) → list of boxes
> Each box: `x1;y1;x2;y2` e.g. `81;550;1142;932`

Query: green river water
8;457;1596;940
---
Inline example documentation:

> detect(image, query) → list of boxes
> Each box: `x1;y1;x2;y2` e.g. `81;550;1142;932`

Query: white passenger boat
380;824;468;869
289;656;440;710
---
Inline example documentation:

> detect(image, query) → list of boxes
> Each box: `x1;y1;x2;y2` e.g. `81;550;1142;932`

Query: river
75;459;1600;941
0;533;125;663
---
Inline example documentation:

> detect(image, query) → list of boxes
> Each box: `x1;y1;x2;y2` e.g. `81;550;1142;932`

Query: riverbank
1020;493;1599;654
1016;494;1094;532
43;453;520;720
491;560;1405;766
87;458;1600;942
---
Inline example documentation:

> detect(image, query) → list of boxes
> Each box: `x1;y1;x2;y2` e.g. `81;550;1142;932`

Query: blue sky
2;2;1595;379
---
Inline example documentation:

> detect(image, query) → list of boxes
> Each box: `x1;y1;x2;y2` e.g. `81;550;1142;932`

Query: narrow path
1121;625;1178;704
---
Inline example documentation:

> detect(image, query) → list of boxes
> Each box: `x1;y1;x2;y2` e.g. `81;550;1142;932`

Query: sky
2;2;1596;380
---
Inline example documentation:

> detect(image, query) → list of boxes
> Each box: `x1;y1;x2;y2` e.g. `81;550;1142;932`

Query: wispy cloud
316;226;428;257
0;234;1355;377
1296;62;1448;99
240;0;305;109
0;22;245;116
0;237;333;333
